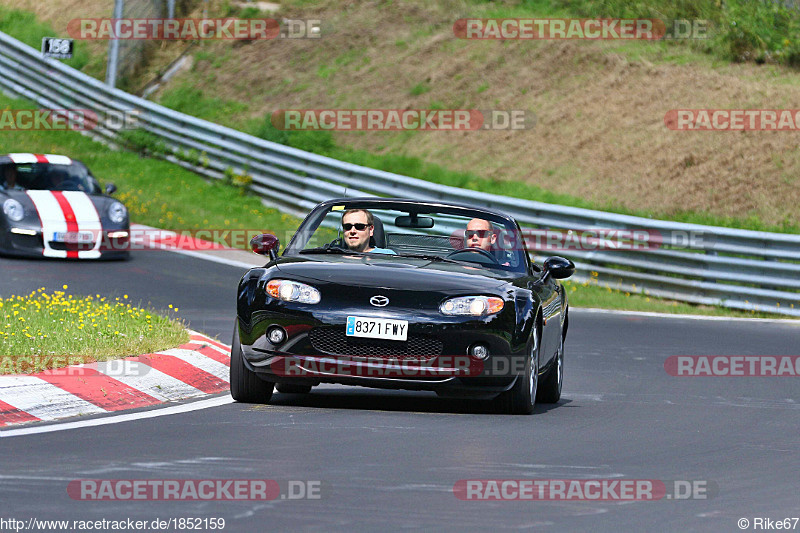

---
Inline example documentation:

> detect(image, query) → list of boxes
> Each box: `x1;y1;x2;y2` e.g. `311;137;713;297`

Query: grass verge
0;287;188;372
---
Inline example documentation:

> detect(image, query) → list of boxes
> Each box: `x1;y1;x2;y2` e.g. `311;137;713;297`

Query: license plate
52;231;94;244
346;316;408;341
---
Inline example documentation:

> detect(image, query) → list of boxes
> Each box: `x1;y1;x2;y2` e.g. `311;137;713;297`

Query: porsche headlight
108;201;127;224
266;279;321;304
440;296;504;316
3;199;24;222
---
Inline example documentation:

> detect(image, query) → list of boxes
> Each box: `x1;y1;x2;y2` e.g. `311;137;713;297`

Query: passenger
341;209;395;254
464;217;511;265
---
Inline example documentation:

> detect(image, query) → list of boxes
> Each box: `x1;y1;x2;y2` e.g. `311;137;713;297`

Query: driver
341;209;395;254
465;218;497;251
1;165;23;191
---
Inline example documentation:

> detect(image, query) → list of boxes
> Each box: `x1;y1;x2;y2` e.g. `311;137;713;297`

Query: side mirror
250;233;280;261
543;256;575;280
105;183;117;195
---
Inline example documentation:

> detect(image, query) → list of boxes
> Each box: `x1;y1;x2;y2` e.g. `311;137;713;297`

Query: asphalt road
1;251;799;532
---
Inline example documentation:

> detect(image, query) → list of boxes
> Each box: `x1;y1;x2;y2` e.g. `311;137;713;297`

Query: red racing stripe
0;398;40;426
131;353;229;394
51;191;79;258
37;368;162;411
34;154;48;163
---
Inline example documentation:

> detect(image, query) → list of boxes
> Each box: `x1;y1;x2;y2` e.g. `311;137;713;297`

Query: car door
527;262;561;369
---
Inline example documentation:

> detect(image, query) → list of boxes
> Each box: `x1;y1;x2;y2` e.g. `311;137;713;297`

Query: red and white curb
0;331;231;428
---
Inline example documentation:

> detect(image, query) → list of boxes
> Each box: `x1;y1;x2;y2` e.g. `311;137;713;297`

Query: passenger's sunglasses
342;223;371;231
465;229;492;239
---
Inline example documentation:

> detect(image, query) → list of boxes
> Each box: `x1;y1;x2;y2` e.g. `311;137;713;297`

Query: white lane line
96;363;205;402
167;248;258;269
571;307;800;324
0;376;106;420
0;396;235;438
158;348;231;381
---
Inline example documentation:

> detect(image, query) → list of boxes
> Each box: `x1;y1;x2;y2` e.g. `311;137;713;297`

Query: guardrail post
105;0;124;87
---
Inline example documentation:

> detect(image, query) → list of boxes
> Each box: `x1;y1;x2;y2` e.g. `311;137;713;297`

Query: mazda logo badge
370;295;389;307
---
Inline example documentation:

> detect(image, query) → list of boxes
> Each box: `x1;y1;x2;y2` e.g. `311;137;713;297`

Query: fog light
10;228;37;236
469;343;490;360
267;327;286;345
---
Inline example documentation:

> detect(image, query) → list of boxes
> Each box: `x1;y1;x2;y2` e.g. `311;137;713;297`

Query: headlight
108;201;127;224
440;296;504;316
266;279;321;304
3;199;24;222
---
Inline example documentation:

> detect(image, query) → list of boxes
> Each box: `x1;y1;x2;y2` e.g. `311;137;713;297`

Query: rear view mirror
395;215;434;228
105;183;117;195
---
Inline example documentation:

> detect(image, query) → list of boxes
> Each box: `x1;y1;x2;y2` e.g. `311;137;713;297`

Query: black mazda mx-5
232;198;574;414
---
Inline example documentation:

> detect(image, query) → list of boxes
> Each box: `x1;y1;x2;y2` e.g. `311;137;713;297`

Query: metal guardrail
2;31;800;316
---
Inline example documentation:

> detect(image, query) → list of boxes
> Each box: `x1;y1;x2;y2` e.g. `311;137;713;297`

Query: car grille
49;242;95;251
309;327;443;360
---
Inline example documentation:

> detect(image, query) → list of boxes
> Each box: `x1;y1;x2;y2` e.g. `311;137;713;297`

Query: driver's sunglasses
342;223;371;231
465;229;492;239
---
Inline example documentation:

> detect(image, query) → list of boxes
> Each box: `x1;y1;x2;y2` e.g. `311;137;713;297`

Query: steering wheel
323;238;348;251
446;247;499;264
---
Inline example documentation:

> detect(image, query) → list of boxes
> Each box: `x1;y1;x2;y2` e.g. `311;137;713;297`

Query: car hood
274;255;512;292
3;190;115;226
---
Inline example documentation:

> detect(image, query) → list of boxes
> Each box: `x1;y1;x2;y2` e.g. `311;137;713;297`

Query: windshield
0;162;98;193
285;203;529;273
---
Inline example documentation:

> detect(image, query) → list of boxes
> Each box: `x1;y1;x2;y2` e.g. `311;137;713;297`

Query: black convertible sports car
0;153;129;259
232;198;574;414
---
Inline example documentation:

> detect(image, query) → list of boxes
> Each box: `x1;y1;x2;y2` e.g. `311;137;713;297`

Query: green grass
0;5;103;79
159;84;248;124
469;0;800;68
409;82;432;96
564;278;791;318
0;287;188;368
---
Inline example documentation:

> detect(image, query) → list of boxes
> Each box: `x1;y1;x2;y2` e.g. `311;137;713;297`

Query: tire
537;332;563;404
276;383;312;394
230;321;274;403
495;325;539;415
